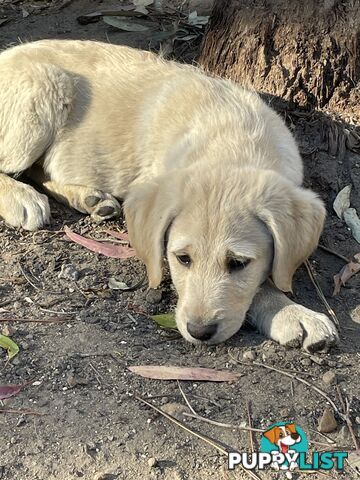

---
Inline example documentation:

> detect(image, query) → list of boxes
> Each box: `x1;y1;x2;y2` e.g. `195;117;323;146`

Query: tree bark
198;0;360;126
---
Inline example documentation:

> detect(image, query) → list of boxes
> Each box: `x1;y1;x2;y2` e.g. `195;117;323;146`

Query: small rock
327;360;337;368
58;263;80;281
16;417;26;427
350;304;360;324
67;373;89;388
243;350;256;361
318;407;337;433
337;425;351;444
146;289;162;305
94;474;117;480
280;408;293;417
161;402;187;420
148;457;157;468
322;370;337;385
310;355;326;366
78;274;98;290
355;416;360;425
300;358;312;367
1;325;15;336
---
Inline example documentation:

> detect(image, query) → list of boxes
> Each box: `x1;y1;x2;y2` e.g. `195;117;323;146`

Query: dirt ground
0;1;359;480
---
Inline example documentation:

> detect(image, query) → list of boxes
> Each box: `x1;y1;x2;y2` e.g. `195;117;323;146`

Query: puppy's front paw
0;184;50;231
271;304;339;353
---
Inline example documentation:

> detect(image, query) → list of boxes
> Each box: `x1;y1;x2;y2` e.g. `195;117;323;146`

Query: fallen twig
304;260;340;328
0;317;70;324
177;380;197;415
232;356;340;414
318;244;350;263
246;401;254;452
336;386;360;451
309;428;336;444
0;408;45;415
345;457;360;478
183;411;264;433
136;395;262;480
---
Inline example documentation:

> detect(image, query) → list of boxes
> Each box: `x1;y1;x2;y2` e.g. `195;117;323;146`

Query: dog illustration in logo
263;423;301;471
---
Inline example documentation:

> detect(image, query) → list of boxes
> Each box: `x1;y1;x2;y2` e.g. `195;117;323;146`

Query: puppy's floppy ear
254;171;326;292
124;172;183;289
263;426;279;444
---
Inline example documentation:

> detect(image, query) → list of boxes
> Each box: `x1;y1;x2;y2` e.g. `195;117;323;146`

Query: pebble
16;417;26;427
243;350;256;361
280;408;293;418
58;263;80;281
322;370;337;385
146;289;162;305
300;358;312;367
318;407;337;433
310;355;326;366
161;402;187;420
148;457;157;468
1;325;14;336
337;425;351;444
355;416;360;425
67;373;89;388
94;474;117;480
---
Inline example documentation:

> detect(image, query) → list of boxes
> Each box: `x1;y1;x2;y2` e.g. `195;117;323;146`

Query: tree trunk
199;0;360;127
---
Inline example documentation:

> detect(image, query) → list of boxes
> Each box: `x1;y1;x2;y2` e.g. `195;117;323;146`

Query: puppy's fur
0;40;338;350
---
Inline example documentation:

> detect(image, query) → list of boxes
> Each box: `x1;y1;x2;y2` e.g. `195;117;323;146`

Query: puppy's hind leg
27;166;121;222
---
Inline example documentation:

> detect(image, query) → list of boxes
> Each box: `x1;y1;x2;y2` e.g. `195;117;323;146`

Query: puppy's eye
176;254;191;267
279;431;284;438
227;257;250;273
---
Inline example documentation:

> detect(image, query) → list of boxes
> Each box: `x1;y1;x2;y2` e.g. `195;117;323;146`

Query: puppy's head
124;166;325;344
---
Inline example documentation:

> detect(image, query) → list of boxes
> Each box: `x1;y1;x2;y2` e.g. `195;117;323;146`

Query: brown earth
0;1;359;480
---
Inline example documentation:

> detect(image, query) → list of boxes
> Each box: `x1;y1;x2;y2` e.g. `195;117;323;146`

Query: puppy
0;40;338;350
263;424;302;471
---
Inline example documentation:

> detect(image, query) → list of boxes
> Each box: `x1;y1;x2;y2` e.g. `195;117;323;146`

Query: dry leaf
333;252;360;295
0;334;19;359
105;230;130;242
344;208;360;244
188;10;209;26
108;276;144;291
0;382;29;401
333;185;351;219
128;365;240;382
103;16;151;32
64;226;136;259
133;0;153;6
77;7;140;25
151;313;177;329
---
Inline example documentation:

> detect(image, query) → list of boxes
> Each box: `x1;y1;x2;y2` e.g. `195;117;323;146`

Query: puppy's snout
291;433;300;440
187;322;218;341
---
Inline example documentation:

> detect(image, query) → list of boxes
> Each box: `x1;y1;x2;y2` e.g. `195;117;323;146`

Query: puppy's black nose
291;433;300;440
187;322;218;341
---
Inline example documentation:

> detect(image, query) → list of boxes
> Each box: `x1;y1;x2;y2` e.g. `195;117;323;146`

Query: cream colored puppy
0;40;338;351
